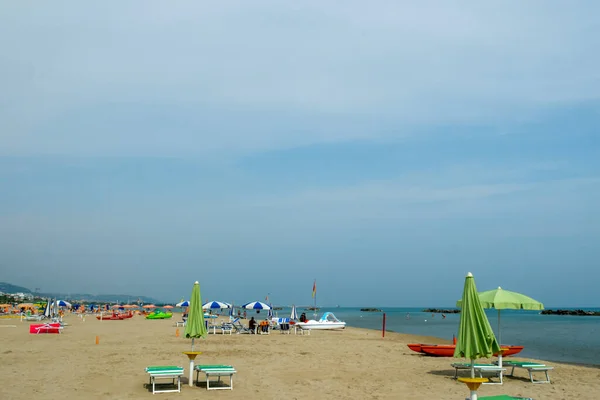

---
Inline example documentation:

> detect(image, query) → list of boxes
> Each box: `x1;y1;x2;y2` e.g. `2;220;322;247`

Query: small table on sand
182;351;202;387
458;377;489;400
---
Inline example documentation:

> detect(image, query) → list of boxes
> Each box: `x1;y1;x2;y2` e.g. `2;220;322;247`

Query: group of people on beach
247;316;271;333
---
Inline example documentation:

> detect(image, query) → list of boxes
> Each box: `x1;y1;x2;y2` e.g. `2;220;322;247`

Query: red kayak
96;314;125;320
407;343;434;353
408;343;524;357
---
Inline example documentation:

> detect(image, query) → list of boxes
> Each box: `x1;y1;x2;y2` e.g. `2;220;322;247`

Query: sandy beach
1;313;598;400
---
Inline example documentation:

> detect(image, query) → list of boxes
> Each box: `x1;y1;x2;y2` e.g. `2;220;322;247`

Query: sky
1;1;599;307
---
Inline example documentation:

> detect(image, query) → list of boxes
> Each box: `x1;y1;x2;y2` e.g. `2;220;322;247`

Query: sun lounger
145;366;184;394
231;318;252;334
496;361;553;384
294;324;311;335
451;363;506;384
194;365;236;390
29;323;63;334
479;396;533;400
220;323;233;335
272;318;291;334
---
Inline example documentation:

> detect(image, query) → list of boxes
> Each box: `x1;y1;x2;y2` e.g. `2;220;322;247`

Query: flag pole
313;279;317;319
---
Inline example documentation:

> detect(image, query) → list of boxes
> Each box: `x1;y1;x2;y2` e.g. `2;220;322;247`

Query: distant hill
0;282;32;294
0;282;159;304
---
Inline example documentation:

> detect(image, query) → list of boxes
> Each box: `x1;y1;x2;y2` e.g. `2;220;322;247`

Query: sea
272;307;600;366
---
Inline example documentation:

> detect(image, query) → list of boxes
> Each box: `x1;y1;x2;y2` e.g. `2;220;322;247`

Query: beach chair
231;318;252;334
258;320;270;335
194;365;236;390
294;324;311;335
495;360;553;384
451;363;505;384
479;396;533;400
144;366;184;394
278;318;291;334
30;323;63;334
220;322;233;335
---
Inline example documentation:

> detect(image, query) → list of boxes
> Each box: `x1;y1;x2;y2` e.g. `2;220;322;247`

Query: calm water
273;307;600;366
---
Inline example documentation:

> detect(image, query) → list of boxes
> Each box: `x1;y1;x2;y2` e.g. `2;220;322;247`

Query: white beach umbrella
290;305;298;320
43;299;52;319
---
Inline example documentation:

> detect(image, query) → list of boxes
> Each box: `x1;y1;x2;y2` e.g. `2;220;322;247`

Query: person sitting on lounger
248;317;257;332
260;319;269;332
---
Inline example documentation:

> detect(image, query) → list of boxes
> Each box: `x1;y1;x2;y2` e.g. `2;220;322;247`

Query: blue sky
1;2;599;306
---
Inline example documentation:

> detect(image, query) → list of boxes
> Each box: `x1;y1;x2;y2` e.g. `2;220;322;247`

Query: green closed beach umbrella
454;273;501;381
185;281;207;350
183;281;207;387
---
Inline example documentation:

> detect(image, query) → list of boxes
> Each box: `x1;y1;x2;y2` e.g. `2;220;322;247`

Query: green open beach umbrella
184;281;207;351
454;273;500;379
457;286;543;369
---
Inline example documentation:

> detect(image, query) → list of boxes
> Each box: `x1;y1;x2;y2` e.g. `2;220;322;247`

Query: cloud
1;1;599;156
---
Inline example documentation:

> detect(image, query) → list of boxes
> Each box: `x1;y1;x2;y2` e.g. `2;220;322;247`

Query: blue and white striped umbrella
202;301;232;310
241;301;272;310
55;300;71;308
176;301;190;307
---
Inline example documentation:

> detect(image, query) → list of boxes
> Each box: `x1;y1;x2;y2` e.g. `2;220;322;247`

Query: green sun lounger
194;365;236;390
145;366;184;394
451;363;506;384
480;396;533;400
494;361;553;384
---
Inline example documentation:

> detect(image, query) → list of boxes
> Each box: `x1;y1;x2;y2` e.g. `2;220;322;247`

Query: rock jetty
423;308;460;314
541;309;600;316
360;308;382;312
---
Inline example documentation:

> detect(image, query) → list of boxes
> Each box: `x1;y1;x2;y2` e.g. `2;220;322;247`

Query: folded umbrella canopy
454;273;501;379
183;281;207;387
184;282;207;349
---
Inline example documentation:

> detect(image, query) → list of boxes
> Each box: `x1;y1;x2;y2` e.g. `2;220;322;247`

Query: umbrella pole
497;310;503;369
497;309;501;345
188;338;195;387
471;358;475;378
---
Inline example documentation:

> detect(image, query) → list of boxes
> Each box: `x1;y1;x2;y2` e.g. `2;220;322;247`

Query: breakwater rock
423;308;460;314
541;309;600;316
360;308;382;312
